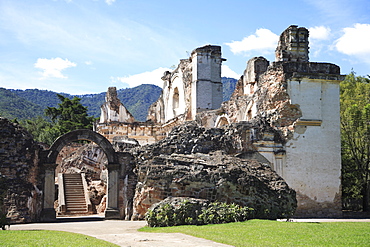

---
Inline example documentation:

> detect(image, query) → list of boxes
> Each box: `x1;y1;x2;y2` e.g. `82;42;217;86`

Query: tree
340;72;370;211
45;94;96;134
22;94;96;145
21;116;60;145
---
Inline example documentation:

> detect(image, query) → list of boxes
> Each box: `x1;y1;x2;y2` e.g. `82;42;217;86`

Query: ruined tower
147;45;224;124
191;45;224;119
275;25;309;62
99;87;135;123
273;26;343;216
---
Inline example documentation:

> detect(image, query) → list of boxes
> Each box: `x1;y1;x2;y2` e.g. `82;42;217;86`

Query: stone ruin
0;25;344;223
0;118;43;223
130;121;297;219
96;25;344;218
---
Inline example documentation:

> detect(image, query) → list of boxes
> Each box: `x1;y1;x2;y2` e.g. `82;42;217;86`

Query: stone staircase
63;173;90;215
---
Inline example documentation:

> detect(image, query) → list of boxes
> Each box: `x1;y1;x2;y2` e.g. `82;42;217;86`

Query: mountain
1;78;237;122
0;88;45;120
222;77;237;102
5;84;162;122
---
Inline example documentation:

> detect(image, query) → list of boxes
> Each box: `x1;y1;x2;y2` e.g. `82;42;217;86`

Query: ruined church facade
96;25;343;217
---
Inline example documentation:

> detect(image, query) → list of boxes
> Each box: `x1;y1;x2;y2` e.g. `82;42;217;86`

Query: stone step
67;211;89;215
67;209;88;212
66;199;85;202
63;173;88;216
65;190;84;193
66;204;87;208
66;200;86;203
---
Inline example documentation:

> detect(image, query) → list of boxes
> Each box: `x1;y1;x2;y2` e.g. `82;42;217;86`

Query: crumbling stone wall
0;118;43;223
147;59;192;124
95;25;343;218
100;87;135;123
58;143;108;181
275;25;309;62
129;122;296;219
147;45;223;124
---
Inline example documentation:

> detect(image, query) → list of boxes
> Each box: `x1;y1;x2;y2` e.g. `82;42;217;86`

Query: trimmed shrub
145;197;255;227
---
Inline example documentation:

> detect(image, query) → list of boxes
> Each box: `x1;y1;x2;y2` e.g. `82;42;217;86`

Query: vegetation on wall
340;72;370;211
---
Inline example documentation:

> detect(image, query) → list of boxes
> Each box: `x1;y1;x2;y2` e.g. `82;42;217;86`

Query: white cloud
34;57;76;79
115;67;170;88
309;26;331;40
105;0;116;5
115;66;241;88
222;65;240;79
308;26;332;57
335;23;370;57
225;28;279;54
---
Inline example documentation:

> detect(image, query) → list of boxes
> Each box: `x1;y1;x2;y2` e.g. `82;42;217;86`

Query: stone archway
40;129;120;221
215;115;230;128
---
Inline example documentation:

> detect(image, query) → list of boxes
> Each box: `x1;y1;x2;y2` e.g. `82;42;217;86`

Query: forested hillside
0;77;237;122
0;88;45;120
6;84;162;122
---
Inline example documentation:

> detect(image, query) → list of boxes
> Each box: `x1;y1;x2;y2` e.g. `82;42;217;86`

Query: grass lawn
140;219;370;246
0;230;118;247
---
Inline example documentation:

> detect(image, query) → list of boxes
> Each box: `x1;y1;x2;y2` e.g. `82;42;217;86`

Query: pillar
105;163;120;219
41;163;57;222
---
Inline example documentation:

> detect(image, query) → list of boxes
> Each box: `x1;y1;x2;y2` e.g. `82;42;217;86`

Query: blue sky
0;0;369;94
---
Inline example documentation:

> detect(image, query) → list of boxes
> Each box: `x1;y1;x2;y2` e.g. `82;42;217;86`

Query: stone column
105;163;120;219
41;163;57;222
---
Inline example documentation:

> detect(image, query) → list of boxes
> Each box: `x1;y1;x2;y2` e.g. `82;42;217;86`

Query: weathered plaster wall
284;76;342;217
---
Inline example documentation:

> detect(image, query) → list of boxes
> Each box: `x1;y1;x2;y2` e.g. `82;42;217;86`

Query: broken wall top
275;25;309;62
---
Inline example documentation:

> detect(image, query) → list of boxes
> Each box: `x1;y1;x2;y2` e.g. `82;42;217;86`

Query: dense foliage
340;72;370;211
0;88;44;120
145;200;255;227
20;95;96;145
45;94;95;132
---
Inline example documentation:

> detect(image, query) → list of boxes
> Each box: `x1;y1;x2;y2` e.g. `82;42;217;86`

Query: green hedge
145;200;255;227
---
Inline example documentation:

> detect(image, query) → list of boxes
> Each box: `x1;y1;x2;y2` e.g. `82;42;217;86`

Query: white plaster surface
284;79;341;203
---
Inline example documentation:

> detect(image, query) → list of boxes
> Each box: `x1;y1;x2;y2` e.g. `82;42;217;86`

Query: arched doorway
215;115;230;128
40;129;120;221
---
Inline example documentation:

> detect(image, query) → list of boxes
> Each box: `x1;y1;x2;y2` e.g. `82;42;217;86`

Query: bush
198;202;255;224
145;198;255;227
